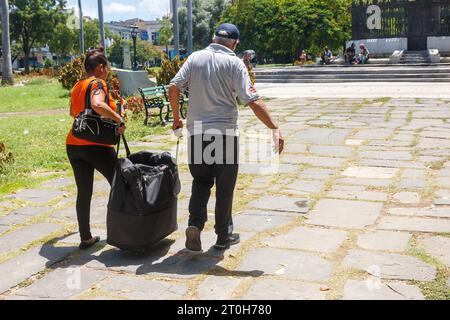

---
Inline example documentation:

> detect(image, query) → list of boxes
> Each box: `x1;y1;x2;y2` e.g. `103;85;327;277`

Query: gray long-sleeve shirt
170;43;260;135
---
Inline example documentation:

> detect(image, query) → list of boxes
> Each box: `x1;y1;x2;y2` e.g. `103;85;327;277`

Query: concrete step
256;73;450;80
402;51;430;64
256;78;450;83
255;68;450;76
255;63;450;71
255;63;450;82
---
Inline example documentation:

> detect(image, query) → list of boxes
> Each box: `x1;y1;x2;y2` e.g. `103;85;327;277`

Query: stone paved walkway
1;97;450;300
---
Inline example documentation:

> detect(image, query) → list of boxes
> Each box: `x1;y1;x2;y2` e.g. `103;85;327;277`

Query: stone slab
419;236;450;267
393;192;421;204
0;245;76;293
342;167;398;179
239;163;298;175
197;276;241;300
291;128;351;145
236;247;333;282
388;207;450;218
328;190;388;202
243;279;326;300
13;267;109;299
294;156;346;168
81;241;221;279
306;199;383;229
233;212;295;232
335;177;391;188
310;146;353;158
247;196;310;214
11;189;66;204
0;223;62;253
357;231;412;252
58;229;107;245
101;274;187;300
343;280;424;300
359;151;412;161
281;180;325;195
264;227;347;253
360;159;425;170
399;179;427;189
0;212;31;226
40;177;75;189
300;168;336;180
343;249;436;281
284;143;307;154
9;206;50;217
377;216;450;233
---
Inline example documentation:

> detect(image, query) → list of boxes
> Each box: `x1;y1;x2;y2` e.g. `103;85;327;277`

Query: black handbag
72;79;120;145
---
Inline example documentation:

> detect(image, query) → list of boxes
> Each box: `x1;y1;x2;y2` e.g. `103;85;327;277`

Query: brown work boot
185;226;202;253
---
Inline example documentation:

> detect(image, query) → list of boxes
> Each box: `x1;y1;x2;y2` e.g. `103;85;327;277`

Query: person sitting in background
357;44;370;64
320;46;333;65
345;43;356;64
300;50;307;65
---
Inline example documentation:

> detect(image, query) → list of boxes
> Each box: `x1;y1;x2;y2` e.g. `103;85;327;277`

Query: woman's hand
118;123;126;135
116;116;126;135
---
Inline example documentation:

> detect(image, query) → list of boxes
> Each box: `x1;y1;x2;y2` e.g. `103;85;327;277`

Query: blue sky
66;0;171;22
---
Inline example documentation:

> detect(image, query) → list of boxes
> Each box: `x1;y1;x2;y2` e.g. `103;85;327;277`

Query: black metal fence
352;0;450;39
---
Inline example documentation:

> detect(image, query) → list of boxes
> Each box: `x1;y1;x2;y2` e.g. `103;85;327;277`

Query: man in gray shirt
169;23;284;252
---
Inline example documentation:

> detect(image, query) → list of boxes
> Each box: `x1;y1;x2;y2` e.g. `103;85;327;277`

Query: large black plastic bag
107;138;181;252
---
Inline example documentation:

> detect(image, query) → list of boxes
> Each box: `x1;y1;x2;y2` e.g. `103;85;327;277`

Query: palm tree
1;0;14;85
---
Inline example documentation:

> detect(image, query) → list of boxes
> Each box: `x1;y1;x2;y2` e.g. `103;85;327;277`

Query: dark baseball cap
215;23;240;40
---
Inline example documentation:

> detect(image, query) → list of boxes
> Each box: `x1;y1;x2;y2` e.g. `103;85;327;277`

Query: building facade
351;0;450;54
105;18;162;45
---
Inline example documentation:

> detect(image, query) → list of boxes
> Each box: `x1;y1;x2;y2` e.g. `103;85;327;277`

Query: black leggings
67;145;116;241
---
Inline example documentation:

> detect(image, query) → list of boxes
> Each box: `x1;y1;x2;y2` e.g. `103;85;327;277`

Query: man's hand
172;118;184;131
272;129;285;154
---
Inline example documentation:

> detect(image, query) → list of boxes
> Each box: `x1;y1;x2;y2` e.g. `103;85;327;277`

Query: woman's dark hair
84;46;108;72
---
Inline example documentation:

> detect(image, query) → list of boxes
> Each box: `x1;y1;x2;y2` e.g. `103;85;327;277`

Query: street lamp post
98;0;105;49
78;0;84;53
130;24;138;71
187;0;193;55
172;0;179;58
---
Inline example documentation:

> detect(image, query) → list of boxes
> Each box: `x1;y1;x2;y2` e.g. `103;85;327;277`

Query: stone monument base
113;68;156;97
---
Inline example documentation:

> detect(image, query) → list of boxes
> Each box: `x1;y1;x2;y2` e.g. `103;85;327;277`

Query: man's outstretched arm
248;99;285;153
168;84;184;130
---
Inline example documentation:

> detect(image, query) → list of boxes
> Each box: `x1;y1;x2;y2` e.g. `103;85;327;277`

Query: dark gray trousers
187;134;239;236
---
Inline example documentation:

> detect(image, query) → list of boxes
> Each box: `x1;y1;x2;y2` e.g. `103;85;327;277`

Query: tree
107;35;123;68
108;37;161;69
158;17;173;57
48;23;77;66
221;0;352;63
178;0;226;50
83;19;100;50
1;0;13;85
136;39;160;67
9;0;67;73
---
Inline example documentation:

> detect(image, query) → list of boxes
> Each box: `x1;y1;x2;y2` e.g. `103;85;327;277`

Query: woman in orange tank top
66;47;126;250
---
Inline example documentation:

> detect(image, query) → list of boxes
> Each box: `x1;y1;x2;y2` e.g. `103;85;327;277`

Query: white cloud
69;4;98;19
138;0;171;17
105;2;136;14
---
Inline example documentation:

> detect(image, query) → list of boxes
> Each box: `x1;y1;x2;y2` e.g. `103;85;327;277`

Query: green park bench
138;86;188;126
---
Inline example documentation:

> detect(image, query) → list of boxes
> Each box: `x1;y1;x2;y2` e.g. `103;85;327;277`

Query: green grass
372;97;392;105
0;112;169;197
0;77;70;113
407;237;450;300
